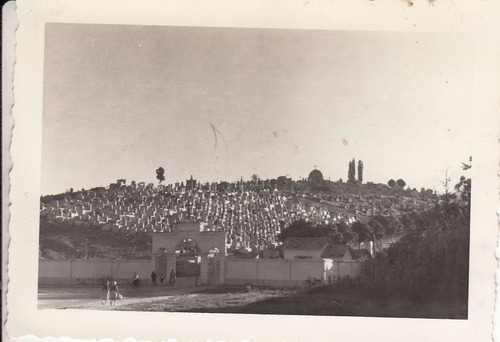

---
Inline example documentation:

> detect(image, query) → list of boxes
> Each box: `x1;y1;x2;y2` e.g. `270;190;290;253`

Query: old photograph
38;23;474;318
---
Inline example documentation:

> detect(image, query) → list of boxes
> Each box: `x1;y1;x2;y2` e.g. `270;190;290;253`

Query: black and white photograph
6;1;499;341
38;23;473;318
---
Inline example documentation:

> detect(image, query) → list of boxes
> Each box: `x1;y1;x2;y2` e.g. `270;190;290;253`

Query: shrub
362;202;469;302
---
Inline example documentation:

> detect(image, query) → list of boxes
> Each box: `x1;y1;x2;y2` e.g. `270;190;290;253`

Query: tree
388;179;396;188
400;213;416;231
278;220;356;245
362;158;472;303
175;238;201;256
251;174;259;184
455;176;470;204
396;179;406;188
357;160;364;184
278;220;320;241
455;157;471;209
348;159;356;183
156;167;165;184
363;200;470;301
371;220;385;251
331;222;357;245
373;214;400;243
440;169;452;203
351;221;372;248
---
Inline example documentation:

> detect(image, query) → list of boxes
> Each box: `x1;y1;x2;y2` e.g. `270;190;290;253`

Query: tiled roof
351;248;372;259
320;244;351;259
282;237;330;250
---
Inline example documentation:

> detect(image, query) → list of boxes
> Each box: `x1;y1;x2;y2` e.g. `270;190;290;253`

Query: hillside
39;218;151;260
39;178;437;260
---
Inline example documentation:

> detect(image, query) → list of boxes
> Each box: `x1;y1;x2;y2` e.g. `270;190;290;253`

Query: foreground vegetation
362;202;469;305
360;162;470;310
184;283;467;318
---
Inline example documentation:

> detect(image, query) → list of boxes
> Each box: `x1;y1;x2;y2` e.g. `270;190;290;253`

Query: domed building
308;169;324;185
307;168;329;191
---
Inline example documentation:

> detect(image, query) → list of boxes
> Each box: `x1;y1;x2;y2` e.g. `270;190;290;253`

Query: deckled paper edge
6;0;500;341
3;2;18;342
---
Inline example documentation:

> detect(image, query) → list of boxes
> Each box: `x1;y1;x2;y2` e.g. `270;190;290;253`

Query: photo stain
342;139;348;146
273;131;278;138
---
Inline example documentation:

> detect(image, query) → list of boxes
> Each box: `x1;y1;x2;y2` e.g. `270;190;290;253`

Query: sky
42;24;474;195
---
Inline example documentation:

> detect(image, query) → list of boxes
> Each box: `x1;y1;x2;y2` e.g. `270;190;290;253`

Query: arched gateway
151;219;226;286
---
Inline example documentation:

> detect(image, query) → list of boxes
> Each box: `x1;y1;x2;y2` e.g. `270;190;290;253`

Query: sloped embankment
39;218;151;260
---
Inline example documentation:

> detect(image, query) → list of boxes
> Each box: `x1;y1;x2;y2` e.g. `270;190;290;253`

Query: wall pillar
199;253;209;285
219;255;226;284
151;254;157;274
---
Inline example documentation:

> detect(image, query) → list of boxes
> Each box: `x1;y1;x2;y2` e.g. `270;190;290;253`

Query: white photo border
7;0;500;341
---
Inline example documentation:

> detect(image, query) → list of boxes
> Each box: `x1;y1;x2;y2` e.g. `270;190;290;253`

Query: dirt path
38;285;208;310
38;285;296;312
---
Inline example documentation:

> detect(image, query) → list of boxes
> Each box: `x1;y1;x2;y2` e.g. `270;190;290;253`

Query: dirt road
38;285;207;310
38;285;294;312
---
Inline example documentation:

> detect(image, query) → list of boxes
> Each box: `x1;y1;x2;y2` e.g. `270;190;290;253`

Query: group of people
101;270;178;306
150;270;176;286
101;280;121;306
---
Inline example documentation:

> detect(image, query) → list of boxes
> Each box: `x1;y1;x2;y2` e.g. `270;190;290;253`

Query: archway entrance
151;220;226;286
175;238;201;281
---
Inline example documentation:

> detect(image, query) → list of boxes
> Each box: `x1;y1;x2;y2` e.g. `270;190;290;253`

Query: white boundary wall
39;258;365;287
39;259;151;285
224;258;364;287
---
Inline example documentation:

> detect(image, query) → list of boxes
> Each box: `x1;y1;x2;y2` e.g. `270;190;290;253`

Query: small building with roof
351;248;372;261
282;237;330;260
320;244;354;261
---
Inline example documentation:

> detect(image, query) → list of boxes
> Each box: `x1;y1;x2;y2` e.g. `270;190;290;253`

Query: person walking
151;271;157;287
160;273;165;285
132;272;140;289
169;269;176;286
102;280;110;305
109;281;120;306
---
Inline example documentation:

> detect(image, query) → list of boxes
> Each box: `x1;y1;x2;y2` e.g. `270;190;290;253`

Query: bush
361;202;469;302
